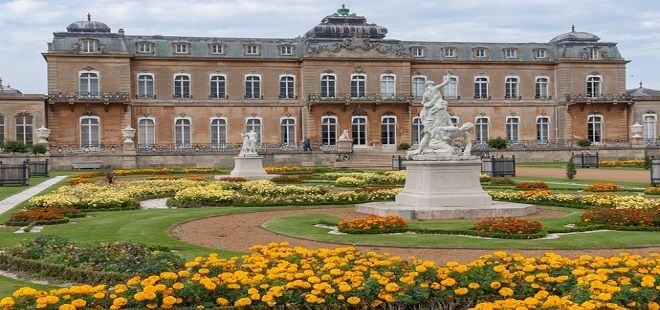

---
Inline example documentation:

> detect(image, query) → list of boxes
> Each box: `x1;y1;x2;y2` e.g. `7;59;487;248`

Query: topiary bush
577;139;592;147
397;142;411;150
2;140;29;153
487;137;507;149
30;144;48;155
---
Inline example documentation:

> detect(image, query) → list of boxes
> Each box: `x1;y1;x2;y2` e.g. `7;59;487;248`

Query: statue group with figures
406;73;474;160
238;130;259;157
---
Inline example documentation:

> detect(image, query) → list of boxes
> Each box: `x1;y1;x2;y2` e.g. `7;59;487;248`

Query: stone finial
87;13;91;22
35;125;51;144
639;81;643;88
336;4;350;16
121;126;136;144
571;24;575;32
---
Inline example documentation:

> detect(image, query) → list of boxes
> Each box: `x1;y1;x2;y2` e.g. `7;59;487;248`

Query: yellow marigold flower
441;278;456;287
415;265;427;273
347;296;361;305
490;281;501;289
499;287;514;297
385;283;399;292
163;296;177;305
468;282;480;289
93;292;105;299
112;297;128;307
0;297;14;307
172;282;184;290
216;298;229;306
58;304;76;310
454;287;469;295
598;292;612;301
234;297;252;307
649;302;660;310
71;299;86;307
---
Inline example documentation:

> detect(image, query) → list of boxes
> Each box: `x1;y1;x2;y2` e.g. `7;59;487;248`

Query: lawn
0;176;51;201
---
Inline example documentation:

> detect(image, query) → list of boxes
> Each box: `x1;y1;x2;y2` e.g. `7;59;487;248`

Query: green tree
566;154;577;180
643;154;651;170
31;144;48;155
487;137;507;150
2;140;29;154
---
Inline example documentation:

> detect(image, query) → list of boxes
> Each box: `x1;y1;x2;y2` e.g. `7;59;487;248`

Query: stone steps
334;149;405;168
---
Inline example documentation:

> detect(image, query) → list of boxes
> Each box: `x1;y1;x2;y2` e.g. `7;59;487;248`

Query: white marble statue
407;74;474;159
238;130;259;157
338;129;350;141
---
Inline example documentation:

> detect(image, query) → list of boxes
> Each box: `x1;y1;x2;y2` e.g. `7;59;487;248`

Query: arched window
381;116;396;145
351;74;366;98
246;117;262;143
79;72;99;97
474;76;488;99
643;114;656;141
475;117;489;142
321;116;337;146
210;74;226;99
351;116;368;146
412;76;426;98
174;74;191;98
320;74;336;98
0;116;4;144
279;75;295;99
80;116;100;147
174;118;191;146
380;75;395;98
138;117;155;145
536;117;550;142
444;76;458;99
505;117;519;142
586;76;602;98
245;75;261;99
505;77;519;99
16;115;33;145
587;115;602;143
412;116;423;145
210;118;227;145
535;77;549;99
137;74;154;98
280;118;296;146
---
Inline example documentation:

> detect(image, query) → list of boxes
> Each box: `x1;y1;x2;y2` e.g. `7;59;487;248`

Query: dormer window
137;42;153;54
81;40;97;53
280;45;294;56
589;47;599;60
245;44;260;56
210;44;224;55
173;43;190;55
412;47;424;57
503;48;517;59
474;48;487;58
443;47;456;58
534;49;548;59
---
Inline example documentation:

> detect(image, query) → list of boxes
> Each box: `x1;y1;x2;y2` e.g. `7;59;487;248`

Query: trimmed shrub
487;137;507;149
515;182;548;190
475;217;544;235
489;177;516;186
577;139;592;147
585;183;619;192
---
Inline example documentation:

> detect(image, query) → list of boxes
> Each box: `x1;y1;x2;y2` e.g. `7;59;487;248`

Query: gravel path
0;176;68;216
171;207;659;264
516;167;649;183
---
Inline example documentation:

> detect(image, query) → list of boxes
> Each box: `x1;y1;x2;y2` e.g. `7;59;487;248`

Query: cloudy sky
0;0;659;93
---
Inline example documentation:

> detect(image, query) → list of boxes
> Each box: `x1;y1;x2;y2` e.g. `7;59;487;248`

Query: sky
0;0;659;94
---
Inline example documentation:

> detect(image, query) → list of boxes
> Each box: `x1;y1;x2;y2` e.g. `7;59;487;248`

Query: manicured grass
262;208;660;249
0;177;70;224
0;176;52;201
509;176;649;190
0;275;56;297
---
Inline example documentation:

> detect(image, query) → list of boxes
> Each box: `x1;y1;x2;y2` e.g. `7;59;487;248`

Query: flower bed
488;190;659;210
180;168;224;174
338;215;408;234
585;183;620;192
581;205;660;227
599;159;645;167
515;182;548;190
488;177;516;186
5;207;85;226
3;244;658;309
112;168;174;175
645;187;660;195
319;171;405;185
335;176;366;187
270;175;303;183
264;166;313;175
172;184;238;207
474;218;544;235
479;173;491;183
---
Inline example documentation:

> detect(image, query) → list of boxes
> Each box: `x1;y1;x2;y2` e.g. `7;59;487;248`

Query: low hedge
4;218;71;227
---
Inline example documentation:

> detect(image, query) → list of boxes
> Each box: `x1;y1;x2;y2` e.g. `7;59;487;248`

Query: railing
0;161;29;185
572;152;599;168
173;94;192;99
471;139;634;150
481;155;516;177
651;156;660;186
26;159;49;177
308;93;415;103
565;93;633;103
136;94;156;99
136;143;337;154
48;144;122;154
48;92;130;103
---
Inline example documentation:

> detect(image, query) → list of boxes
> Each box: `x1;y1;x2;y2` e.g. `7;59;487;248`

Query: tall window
15;115;33;145
505;77;519;99
535;77;549;99
381;116;396;145
210;75;226;99
412;117;422;145
81;40;96;53
321;116;337;146
351;74;366;98
505;117;519;142
589;48;599;60
352;116;367;146
320;74;336;98
586;76;602;98
279;75;295;99
643;114;656;140
280;118;296;146
245;75;261;99
211;118;227;145
80;116;100;147
79;72;99;96
587;115;602;143
536;117;549;142
380;75;395;98
474;77;488;99
445;76;458;99
137;74;154;98
475;117;489;142
138;118;155;145
246;118;262;143
174;118;191;146
174;74;191;98
0;116;4;144
412;76;426;97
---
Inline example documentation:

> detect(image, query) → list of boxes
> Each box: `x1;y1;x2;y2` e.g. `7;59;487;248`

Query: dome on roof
0;79;22;95
550;25;599;44
67;13;110;33
303;5;387;40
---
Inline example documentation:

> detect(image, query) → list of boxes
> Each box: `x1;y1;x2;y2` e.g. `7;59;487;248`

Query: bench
72;162;104;169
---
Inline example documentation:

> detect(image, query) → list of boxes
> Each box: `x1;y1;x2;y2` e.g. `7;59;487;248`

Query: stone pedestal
337;140;353;153
226;156;276;180
357;158;535;220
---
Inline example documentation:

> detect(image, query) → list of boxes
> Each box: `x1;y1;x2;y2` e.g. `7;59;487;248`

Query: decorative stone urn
337;129;353;153
631;122;643;138
122;126;136;143
35;125;51;144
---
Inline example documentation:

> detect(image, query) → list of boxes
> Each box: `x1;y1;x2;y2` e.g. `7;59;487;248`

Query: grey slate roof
627;86;660;99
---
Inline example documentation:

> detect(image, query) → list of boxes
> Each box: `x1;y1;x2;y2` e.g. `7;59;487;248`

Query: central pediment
304;37;408;58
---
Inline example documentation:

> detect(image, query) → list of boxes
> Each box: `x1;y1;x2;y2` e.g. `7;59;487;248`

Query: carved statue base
221;157;277;180
356;159;535;220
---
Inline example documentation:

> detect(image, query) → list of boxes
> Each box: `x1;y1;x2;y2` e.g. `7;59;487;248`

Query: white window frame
137;73;155;98
15;114;33;145
475;116;490;142
0;115;5;144
137;42;152;54
174;43;189;54
245;74;262;99
350;74;367;98
321;115;338;146
210;117;228;146
245;117;263;144
81;39;97;53
505;116;520;142
474;76;489;99
320;73;337;98
79;116;100;147
444;75;459;99
280;45;294;56
411;75;427;98
474;48;487;58
173;73;191;98
380;115;397;145
504;76;520;99
78;70;100;97
379;74;396;98
280;117;296;146
279;74;296;99
351;115;368;147
174;117;192;147
412;47;424;57
535;76;550;99
412;116;423;145
586;75;602;98
642;114;656;141
589;47;599;60
245;44;259;55
210;44;224;55
504;48;517;59
443;47;456;58
536;116;550;142
534;49;547;59
210;73;227;99
137;117;156;145
587;114;603;143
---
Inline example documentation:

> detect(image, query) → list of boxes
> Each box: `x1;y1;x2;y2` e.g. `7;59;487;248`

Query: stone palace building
0;6;658;167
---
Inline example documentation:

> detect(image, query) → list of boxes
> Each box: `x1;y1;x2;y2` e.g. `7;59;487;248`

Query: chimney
118;28;125;35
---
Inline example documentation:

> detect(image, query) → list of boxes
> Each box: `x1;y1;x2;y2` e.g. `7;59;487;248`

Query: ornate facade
40;7;658;154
